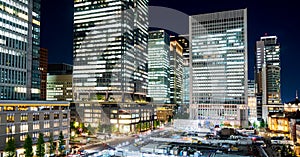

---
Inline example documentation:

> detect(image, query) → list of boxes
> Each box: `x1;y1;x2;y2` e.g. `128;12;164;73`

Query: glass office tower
170;40;183;105
256;36;281;105
0;0;41;100
256;35;281;121
171;35;189;105
73;0;149;102
189;9;248;127
148;30;170;104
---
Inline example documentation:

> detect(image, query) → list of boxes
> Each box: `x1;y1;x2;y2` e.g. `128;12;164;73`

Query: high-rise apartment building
148;30;170;104
255;35;281;121
0;0;41;100
189;9;248;127
170;40;183;104
39;48;48;100
73;0;149;102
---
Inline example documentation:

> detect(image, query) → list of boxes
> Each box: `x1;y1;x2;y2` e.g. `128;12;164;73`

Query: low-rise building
267;112;290;138
0;100;70;156
47;63;73;101
71;101;157;134
157;106;173;123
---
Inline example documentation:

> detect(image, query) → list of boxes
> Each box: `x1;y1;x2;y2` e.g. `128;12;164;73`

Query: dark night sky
40;0;300;103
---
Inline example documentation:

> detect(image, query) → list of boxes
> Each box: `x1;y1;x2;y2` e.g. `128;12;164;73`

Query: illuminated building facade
248;80;257;122
73;0;149;102
0;100;70;155
174;35;190;105
46;63;73;101
71;101;157;133
255;35;281;121
189;9;248;127
148;30;170;104
0;0;41;100
169;40;183;104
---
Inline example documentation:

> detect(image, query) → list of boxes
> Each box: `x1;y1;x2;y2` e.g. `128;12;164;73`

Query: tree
97;122;102;133
58;131;65;155
87;124;95;135
260;119;266;128
49;134;55;156
24;134;33;157
36;133;45;157
253;122;257;128
5;137;16;157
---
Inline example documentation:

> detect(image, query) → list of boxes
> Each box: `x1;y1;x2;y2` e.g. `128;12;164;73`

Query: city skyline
41;0;300;102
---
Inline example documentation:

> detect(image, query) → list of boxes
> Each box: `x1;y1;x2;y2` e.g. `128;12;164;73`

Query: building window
6;114;15;122
4;106;15;111
44;121;50;129
18;106;28;111
20;134;26;141
63;113;68;119
6;125;15;134
62;120;68;126
21;114;28;122
33;113;39;121
6;137;15;143
53;120;60;127
54;113;59;119
44;113;50;120
33;122;40;130
54;129;60;136
44;131;50;138
20;123;28;133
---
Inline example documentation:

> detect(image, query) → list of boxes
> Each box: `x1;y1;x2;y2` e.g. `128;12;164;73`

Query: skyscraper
171;35;190;106
73;0;149;102
170;40;183;105
39;48;48;100
255;35;281;121
189;9;248;127
0;0;41;100
148;30;170;104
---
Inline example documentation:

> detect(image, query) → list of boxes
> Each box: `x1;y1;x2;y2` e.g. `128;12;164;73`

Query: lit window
20;123;28;133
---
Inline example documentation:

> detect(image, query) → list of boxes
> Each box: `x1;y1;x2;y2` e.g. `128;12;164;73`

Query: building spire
296;90;298;99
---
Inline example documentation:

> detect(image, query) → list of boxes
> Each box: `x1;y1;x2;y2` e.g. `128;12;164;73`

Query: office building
73;0;149;102
174;35;190;105
0;100;70;156
255;35;281;121
189;9;248;127
47;63;73;101
71;101;157;133
169;40;183;104
0;0;41;100
148;30;170;104
248;80;257;123
39;48;48;100
73;0;151;132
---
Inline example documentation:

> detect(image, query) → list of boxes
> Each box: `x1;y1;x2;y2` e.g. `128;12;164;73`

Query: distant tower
40;48;48;100
171;35;190;105
148;30;170;104
255;35;281;121
169;39;183;105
